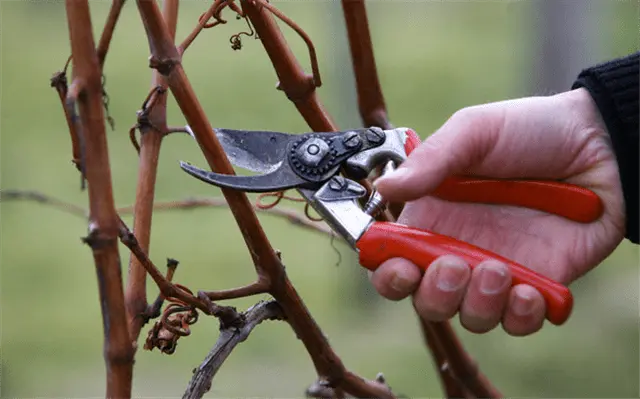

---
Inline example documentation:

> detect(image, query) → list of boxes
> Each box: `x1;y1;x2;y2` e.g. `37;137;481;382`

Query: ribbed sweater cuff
572;52;639;243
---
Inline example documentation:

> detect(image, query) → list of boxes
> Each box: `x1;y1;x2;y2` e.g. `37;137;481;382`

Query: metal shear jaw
298;177;375;247
300;159;403;247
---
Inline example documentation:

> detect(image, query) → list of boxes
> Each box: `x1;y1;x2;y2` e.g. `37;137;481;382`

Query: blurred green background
1;1;638;397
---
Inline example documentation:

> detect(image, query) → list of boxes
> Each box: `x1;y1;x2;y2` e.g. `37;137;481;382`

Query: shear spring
363;161;395;217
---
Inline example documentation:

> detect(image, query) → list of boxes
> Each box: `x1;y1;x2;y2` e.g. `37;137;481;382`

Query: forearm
572;52;639;244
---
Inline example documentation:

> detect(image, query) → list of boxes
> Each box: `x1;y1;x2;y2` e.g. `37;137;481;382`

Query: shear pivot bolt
342;131;362;149
296;137;329;167
365;127;385;144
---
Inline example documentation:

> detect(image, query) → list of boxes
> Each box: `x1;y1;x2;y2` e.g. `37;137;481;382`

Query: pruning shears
179;126;604;326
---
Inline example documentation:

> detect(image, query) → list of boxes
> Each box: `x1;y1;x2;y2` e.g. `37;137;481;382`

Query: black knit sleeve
572;52;639;244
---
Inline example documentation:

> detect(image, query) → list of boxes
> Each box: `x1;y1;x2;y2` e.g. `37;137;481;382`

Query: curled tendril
229;14;256;51
160;303;199;336
256;191;304;209
256;191;323;222
144;284;199;355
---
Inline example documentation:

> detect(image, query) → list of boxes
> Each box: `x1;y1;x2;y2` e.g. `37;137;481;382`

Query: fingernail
512;292;534;316
391;271;415;294
435;261;468;292
479;264;509;295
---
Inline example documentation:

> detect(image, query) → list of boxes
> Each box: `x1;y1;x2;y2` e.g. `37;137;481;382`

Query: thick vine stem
64;0;134;397
126;0;180;344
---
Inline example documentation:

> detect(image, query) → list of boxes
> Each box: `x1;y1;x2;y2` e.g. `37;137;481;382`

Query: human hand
371;88;626;336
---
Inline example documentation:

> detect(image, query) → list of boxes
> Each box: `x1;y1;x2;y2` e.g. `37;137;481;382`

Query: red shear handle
357;222;573;326
432;177;603;223
401;129;603;223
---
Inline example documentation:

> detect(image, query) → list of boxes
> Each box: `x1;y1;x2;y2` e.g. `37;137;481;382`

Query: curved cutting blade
211;127;296;173
179;161;317;193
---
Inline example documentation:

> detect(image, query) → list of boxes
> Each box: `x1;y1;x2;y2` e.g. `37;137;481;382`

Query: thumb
375;107;501;202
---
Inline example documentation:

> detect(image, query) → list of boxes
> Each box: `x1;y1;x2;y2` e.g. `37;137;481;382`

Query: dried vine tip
166;258;179;268
50;71;67;87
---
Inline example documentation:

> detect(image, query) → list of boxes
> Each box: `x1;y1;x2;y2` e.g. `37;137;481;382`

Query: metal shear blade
179;161;316;192
211;127;294;174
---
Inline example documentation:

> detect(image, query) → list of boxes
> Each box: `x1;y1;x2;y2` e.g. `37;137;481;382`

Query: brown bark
64;0;134;396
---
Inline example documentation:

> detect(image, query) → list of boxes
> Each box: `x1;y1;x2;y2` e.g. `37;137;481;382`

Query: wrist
563;88;610;138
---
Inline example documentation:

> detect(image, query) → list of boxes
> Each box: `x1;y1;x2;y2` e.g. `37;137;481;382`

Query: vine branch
64;0;133;396
126;0;181;344
97;0;126;67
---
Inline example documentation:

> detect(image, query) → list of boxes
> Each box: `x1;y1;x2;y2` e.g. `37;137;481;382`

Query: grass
1;1;638;397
